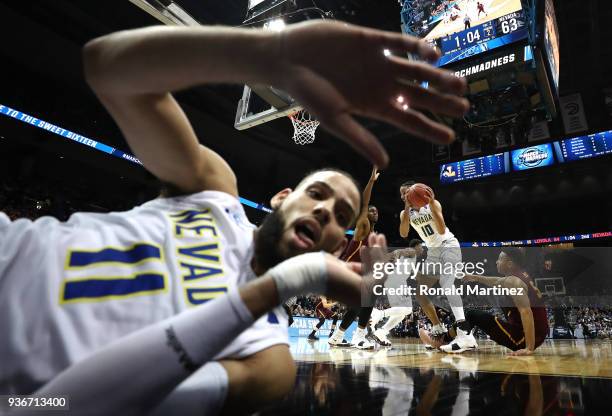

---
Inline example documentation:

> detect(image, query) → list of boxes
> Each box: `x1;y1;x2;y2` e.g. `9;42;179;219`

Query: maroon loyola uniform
315;299;335;319
467;271;548;351
496;271;549;349
339;235;369;262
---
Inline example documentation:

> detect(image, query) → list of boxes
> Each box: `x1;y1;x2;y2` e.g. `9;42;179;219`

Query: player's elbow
82;33;125;94
82;37;110;90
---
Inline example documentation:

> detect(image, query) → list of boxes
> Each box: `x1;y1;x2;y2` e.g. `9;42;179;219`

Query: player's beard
253;209;287;273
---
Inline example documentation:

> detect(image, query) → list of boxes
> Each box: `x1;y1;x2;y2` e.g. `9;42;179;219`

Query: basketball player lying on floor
0;20;469;414
458;248;549;356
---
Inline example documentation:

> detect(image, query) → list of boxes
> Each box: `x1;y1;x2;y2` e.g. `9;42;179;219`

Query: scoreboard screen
543;0;560;92
401;0;528;66
511;143;555;171
440;152;510;184
554;130;612;162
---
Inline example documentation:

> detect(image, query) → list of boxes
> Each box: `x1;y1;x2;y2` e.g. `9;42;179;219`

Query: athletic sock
381;315;405;335
451;306;466;322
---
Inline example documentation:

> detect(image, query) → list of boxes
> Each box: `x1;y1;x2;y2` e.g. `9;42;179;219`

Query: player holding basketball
0;20;469;414
399;182;477;353
450;248;549;355
308;296;339;340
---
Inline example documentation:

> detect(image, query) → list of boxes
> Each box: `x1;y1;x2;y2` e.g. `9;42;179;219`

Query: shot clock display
401;0;528;66
438;12;525;55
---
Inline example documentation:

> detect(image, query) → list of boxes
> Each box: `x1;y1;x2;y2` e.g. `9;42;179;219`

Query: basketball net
289;109;319;145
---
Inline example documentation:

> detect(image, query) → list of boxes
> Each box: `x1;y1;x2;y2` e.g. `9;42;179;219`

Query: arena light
266;18;286;32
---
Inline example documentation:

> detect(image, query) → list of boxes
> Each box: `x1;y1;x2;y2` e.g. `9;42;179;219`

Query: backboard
127;1;328;132
534;276;566;296
235;1;329;130
128;0;200;26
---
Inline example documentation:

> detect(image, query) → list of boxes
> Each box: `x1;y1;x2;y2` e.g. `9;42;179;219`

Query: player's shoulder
504;274;529;290
156;189;240;207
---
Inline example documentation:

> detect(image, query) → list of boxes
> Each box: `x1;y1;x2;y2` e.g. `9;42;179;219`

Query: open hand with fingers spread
274;20;470;167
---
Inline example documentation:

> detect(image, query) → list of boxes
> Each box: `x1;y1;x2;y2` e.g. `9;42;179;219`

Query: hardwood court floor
259;338;611;415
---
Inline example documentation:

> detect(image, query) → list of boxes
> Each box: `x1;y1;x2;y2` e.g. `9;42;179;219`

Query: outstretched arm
34;252;369;414
354;166;379;241
83;22;469;194
463;273;507;286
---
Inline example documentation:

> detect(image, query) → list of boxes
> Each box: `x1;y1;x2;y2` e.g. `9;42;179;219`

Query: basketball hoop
289;109;319;145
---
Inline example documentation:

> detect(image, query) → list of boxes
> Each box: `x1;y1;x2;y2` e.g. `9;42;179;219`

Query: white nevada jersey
408;204;455;247
0;191;288;394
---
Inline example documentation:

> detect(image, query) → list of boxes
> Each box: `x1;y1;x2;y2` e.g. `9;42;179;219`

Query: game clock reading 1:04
439;11;525;55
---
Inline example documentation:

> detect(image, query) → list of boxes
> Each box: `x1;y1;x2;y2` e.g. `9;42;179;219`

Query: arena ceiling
0;0;610;216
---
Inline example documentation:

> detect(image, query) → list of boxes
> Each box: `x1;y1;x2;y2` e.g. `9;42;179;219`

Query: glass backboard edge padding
128;0;180;26
235;101;302;130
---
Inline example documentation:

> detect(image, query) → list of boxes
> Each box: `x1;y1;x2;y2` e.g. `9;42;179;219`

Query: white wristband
268;252;328;301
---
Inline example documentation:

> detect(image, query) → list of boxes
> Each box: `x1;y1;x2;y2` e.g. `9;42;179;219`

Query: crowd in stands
2;157;611;342
0;162;155;222
572;307;612;339
291;296;612;340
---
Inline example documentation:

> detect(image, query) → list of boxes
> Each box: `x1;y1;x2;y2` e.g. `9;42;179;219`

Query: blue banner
0;104;143;166
0;103;280;214
461;231;612;247
288;316;357;339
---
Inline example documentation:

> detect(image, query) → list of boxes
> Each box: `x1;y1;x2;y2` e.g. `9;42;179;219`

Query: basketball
406;183;434;208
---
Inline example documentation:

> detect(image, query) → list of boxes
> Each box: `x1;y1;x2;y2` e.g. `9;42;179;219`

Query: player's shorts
466;309;547;351
420;238;462;284
315;305;334;320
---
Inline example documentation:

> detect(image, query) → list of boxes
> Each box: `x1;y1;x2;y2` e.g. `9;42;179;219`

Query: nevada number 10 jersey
408;204;455;247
